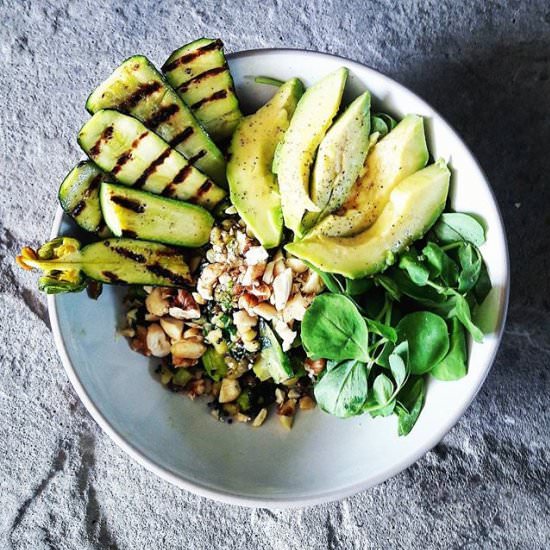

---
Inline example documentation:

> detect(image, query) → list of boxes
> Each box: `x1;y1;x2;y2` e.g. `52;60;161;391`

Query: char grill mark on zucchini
89;126;113;157
78;110;225;209
133;149;172;188
99;240;191;286
110;243;146;263
111;150;133;175
58;161;110;235
163;39;223;71
144;104;179;129
162;38;242;143
71;171;102;216
85;56;227;186
177;66;226;93
69;173;102;216
170;126;194;147
190;89;229;110
102;270;121;282
146;262;186;284
161;164;202;197
187;149;207;164
109;195;145;213
118;81;162;111
197;180;213;196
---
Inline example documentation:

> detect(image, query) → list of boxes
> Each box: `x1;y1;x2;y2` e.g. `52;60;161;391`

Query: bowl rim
48;47;510;509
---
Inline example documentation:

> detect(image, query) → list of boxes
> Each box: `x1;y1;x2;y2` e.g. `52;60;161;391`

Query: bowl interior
51;50;509;507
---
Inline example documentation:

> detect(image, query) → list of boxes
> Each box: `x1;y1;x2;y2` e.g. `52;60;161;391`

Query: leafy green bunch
300;212;491;436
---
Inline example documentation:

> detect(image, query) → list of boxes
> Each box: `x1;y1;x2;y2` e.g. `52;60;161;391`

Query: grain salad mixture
18;37;492;436
121;214;323;428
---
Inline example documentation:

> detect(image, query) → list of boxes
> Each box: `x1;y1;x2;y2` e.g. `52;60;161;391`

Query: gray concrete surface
1;0;549;548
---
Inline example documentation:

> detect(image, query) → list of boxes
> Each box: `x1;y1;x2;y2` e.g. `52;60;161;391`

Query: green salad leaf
474;259;492;304
457;243;482;293
374;274;402;301
301;294;370;362
345;276;373;296
254;76;284;87
395;377;426;435
388;341;408;387
371;112;398;138
433;213;486;247
396;312;450;374
422;242;459;286
431;318;467;380
314;359;368;417
365;318;397;343
373;373;394;406
398;252;430;286
450;294;484;343
304;261;345;294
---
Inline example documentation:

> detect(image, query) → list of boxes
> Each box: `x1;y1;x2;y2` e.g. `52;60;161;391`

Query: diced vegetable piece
253;320;294;383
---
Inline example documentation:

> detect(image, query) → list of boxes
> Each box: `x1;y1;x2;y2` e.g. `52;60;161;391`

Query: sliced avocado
302;91;371;229
227;78;303;248
285;160;450;279
310;114;429;238
275;68;348;235
253;320;294;383
100;182;213;247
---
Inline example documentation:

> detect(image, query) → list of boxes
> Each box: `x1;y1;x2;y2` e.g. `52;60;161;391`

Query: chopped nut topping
146;323;171;358
245;245;269;265
253;302;278;321
159;317;184;341
273;268;293;311
299;396;316;410
305;358;326;376
282;294;309;323
145;288;170;317
252;408;268;427
219;378;241;403
277;398;297;417
171;340;207;360
121;216;326;429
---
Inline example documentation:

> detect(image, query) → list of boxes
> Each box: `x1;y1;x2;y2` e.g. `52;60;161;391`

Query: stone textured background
1;0;549;548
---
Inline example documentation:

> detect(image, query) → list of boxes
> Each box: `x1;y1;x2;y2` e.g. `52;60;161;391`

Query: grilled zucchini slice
162;38;242;142
78;110;225;209
100;182;213;247
17;237;192;293
58;161;111;236
86;56;227;187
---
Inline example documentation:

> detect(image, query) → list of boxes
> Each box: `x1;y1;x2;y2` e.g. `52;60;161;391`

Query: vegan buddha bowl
18;41;507;479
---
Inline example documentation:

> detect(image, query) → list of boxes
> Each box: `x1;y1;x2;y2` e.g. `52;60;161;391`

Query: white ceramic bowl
49;49;509;508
